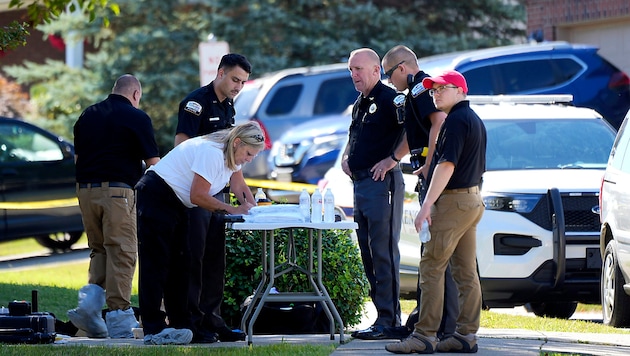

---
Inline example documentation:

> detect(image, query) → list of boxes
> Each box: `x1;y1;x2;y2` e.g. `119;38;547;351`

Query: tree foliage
0;0;119;51
3;0;525;153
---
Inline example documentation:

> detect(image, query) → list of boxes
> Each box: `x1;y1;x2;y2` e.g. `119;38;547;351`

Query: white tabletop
230;221;358;231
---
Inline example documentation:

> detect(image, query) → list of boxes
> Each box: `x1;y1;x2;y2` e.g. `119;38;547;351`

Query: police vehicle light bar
467;94;574;105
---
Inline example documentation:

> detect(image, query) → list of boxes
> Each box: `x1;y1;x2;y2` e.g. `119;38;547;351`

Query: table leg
244;230;280;345
315;229;346;343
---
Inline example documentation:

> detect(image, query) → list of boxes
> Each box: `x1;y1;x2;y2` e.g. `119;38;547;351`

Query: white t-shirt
148;136;240;208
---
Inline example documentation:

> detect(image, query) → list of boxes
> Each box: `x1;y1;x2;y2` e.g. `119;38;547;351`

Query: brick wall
526;0;630;40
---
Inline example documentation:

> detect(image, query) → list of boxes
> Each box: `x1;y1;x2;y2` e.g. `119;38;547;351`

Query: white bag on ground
67;284;108;338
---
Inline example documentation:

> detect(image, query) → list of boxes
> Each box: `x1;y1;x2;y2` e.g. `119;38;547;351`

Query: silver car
600;109;630;327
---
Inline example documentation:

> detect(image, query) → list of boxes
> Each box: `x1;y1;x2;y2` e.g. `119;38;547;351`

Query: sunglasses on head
249;134;264;142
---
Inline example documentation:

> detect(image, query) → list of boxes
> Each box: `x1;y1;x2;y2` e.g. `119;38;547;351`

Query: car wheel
34;231;83;251
601;241;630;327
528;301;577;319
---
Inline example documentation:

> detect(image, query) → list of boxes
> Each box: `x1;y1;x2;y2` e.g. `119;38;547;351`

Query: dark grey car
233;63;358;179
0;117;83;250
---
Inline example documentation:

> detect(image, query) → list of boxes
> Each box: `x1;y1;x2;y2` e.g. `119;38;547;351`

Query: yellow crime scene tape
0;197;79;210
244;179;318;194
0;180;314;210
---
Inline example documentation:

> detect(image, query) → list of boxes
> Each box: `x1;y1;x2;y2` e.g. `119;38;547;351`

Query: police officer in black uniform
175;53;253;343
382;45;458;340
343;48;405;340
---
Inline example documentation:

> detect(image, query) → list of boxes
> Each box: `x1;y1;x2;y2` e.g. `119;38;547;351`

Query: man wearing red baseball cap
386;70;486;354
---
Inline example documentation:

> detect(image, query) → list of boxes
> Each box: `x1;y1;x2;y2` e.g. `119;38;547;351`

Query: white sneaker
106;308;140;338
144;328;193;345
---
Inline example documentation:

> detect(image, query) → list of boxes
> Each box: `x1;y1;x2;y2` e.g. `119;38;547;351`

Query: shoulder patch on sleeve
393;94;406;107
184;101;203;116
411;83;428;98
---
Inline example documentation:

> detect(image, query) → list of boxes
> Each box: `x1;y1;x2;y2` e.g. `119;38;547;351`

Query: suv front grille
521;194;600;233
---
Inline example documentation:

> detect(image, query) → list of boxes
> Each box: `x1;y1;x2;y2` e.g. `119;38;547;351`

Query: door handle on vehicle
548;188;566;288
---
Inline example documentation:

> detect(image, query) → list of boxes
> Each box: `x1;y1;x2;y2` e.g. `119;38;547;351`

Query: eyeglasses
248;134;265;142
384;61;404;78
428;85;459;97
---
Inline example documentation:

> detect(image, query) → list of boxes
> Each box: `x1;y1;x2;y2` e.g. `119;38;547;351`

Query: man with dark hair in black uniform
382;45;458;341
343;48;405;340
176;53;253;343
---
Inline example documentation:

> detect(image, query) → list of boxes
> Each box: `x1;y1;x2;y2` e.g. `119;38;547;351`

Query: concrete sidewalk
57;302;630;356
58;327;630;355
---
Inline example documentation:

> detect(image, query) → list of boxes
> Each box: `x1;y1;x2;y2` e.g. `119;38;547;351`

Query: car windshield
233;83;261;122
485;118;616;171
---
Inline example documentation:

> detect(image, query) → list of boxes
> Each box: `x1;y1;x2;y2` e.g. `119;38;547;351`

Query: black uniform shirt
74;94;160;187
176;82;235;137
405;71;441;151
347;81;404;172
428;100;487;189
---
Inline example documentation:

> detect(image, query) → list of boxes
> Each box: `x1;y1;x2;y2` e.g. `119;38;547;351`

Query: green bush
223;228;369;330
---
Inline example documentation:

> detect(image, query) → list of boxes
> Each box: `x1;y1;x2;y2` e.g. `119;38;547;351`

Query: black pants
353;169;404;327
136;171;192;335
187;203;228;332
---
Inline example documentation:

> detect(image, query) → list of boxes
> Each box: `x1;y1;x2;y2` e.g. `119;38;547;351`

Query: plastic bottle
323;189;335;223
420;220;431;243
255;188;267;202
299;189;311;222
310;188;323;223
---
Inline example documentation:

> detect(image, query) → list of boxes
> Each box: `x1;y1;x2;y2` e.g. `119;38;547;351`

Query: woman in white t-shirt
135;121;264;345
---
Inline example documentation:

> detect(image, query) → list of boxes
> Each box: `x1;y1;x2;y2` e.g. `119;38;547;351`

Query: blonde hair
204;121;265;171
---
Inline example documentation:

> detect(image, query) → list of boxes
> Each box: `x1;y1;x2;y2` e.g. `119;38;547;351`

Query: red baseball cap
422;70;468;94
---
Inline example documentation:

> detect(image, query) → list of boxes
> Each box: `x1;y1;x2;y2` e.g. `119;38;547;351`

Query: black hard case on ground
0;292;56;344
0;313;56;344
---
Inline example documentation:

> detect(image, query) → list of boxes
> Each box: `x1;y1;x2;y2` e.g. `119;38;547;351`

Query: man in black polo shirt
386;70;486;354
382;45;458;340
343;48;405;340
71;74;160;338
175;53;252;343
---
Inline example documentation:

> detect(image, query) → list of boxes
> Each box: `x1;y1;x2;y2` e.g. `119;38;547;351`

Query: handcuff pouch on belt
410;147;428;170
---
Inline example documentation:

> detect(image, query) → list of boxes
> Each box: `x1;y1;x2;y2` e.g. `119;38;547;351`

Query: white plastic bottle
419;220;431;243
323;189;335;223
299;189;311;222
311;188;323;223
255;188;267;203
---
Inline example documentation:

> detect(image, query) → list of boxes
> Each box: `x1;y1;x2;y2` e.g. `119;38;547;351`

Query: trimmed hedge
222;227;369;330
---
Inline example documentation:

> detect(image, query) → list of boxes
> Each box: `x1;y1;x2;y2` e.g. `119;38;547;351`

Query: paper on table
244;204;305;223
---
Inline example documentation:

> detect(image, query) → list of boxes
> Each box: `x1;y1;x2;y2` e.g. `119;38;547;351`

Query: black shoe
352;325;390;340
213;325;246;342
191;329;218;344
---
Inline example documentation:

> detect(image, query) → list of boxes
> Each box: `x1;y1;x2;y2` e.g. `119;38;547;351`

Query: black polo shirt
428;100;486;189
74;94;160;187
176;82;235;137
405;71;441;151
347;81;404;172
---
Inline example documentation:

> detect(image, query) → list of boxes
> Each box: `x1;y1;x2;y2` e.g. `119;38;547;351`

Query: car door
0;119;81;241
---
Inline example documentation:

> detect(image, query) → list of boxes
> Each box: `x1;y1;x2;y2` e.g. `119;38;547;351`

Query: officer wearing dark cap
343;48;405;340
175;53;253;343
382;45;458;341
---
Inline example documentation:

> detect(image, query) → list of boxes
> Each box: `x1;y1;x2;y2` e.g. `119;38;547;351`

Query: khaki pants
415;190;484;337
77;183;137;311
